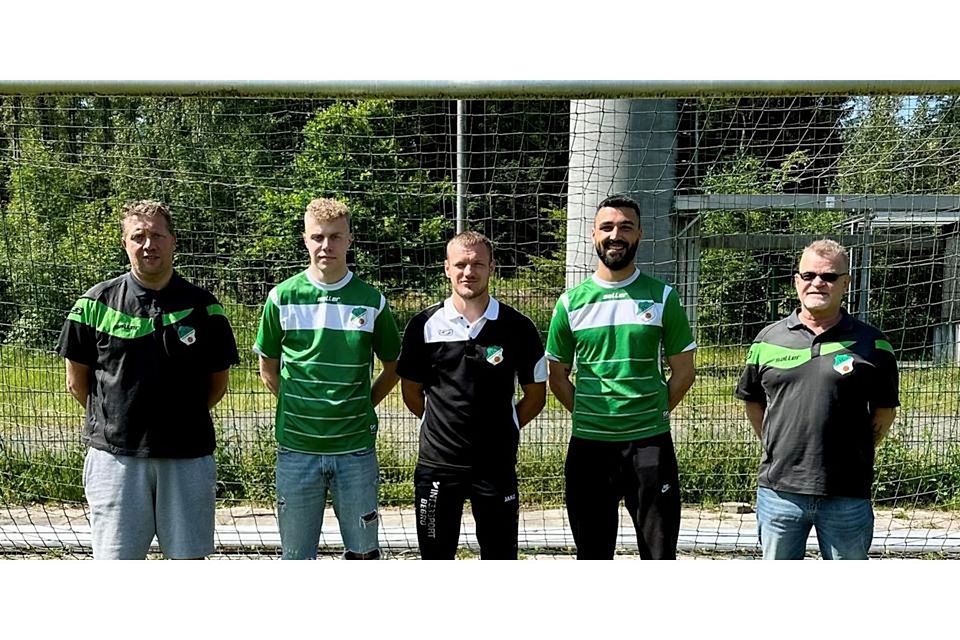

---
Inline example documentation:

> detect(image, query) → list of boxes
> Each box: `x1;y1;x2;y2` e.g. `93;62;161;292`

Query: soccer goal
1;83;959;557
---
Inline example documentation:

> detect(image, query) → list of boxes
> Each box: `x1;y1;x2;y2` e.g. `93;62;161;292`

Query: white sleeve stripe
678;341;697;353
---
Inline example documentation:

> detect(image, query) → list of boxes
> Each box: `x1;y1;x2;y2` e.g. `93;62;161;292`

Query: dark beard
595;239;639;271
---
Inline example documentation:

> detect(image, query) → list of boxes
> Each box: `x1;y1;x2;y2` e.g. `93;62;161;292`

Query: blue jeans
756;487;874;560
275;446;380;559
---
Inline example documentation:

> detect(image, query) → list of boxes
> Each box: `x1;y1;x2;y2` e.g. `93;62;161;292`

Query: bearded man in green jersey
255;198;401;560
546;195;696;560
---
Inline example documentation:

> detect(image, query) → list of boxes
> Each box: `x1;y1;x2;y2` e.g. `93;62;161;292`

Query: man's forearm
872;407;897;445
208;370;229;409
401;380;425;419
371;361;399;408
667;370;695;411
744;401;765;439
65;360;91;408
515;383;546;428
258;358;280;397
548;362;575;413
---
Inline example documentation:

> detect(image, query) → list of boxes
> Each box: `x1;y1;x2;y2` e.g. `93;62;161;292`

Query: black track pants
565;432;681;560
414;465;519;560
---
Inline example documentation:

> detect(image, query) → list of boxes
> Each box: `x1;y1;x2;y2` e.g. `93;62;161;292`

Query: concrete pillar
566;99;679;289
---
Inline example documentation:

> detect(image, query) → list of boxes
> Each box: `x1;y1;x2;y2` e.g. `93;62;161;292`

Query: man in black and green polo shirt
547;195;697;560
736;239;899;560
397;231;547;559
58;200;239;560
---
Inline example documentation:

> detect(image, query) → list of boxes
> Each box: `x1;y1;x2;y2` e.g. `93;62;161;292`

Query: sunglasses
797;271;847;283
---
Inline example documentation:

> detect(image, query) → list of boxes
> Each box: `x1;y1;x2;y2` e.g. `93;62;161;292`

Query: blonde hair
447;230;494;262
802;238;850;273
305;198;351;226
121;200;174;236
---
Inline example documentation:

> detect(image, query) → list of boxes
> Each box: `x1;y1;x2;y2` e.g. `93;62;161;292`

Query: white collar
591;268;640;289
305;269;353;291
442;295;500;322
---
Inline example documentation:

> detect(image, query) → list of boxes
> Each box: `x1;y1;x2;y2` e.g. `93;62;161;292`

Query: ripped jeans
276;446;380;559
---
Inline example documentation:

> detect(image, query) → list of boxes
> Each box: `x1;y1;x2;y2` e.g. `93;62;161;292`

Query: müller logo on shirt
833;354;854;375
350;307;368;327
636;301;656;322
485;346;504;365
178;325;197;346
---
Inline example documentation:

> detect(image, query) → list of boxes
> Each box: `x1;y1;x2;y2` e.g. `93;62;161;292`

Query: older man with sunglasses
735;239;899;560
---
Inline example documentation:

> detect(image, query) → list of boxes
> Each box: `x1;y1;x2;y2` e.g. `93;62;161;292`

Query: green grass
5;430;960;510
5;344;960;418
4;344;960;511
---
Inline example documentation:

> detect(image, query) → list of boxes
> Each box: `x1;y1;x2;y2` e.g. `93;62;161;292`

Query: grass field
2;345;960;511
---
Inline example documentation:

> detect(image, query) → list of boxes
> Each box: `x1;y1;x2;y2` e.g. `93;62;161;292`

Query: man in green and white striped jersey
546;195;697;560
254;198;401;560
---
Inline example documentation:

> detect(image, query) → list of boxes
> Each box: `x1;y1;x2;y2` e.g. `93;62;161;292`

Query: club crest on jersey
485;346;504;365
833;354;854;375
177;325;197;346
636;301;656;322
350;307;368;327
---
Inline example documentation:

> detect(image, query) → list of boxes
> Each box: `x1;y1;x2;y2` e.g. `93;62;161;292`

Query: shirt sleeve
396;313;427;384
870;335;900;409
734;341;766;404
661;286;697;357
545;294;574;364
373;297;402;363
57;297;97;365
204;299;240;372
516;313;547;385
253;289;282;360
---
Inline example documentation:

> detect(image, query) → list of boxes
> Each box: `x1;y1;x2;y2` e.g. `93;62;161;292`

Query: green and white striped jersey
546;269;696;442
254;270;401;454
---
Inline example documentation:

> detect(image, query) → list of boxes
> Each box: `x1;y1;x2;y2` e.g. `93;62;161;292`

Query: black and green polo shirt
735;309;899;499
397;296;547;476
57;272;240;458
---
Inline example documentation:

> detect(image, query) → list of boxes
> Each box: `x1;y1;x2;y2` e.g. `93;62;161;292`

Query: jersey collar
125;270;182;299
591;268;641;289
442;295;500;322
305;269;353;291
787;307;854;332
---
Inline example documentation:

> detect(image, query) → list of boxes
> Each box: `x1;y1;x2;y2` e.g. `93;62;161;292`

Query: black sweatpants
414;465;519;560
564;432;681;560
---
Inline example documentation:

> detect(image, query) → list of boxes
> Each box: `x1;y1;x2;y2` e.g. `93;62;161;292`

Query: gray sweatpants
83;448;216;559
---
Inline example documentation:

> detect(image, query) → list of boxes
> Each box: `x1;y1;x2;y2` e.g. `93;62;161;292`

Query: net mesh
1;94;958;558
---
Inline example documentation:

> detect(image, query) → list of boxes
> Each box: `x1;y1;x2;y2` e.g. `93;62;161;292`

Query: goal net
1;92;958;557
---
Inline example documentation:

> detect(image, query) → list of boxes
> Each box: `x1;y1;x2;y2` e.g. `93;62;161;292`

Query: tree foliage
697;151;844;346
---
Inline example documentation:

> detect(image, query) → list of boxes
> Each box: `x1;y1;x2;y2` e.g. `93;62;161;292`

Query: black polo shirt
397;297;547;476
57;271;240;458
735;309;899;498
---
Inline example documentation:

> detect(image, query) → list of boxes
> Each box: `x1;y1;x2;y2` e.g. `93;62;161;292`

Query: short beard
595;239;639;271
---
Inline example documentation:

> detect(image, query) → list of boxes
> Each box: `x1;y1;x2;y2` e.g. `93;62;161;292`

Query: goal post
2;84;960;557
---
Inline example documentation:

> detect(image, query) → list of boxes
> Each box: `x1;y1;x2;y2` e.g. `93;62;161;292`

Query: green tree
697;151;844;345
837;96;951;357
249;99;453;298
